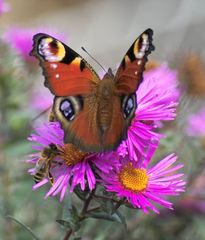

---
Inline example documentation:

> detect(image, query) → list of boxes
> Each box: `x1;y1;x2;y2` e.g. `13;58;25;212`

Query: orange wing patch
43;62;97;96
30;33;100;97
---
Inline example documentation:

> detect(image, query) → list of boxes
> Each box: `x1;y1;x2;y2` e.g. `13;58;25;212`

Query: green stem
62;189;96;239
6;215;40;240
112;198;126;214
80;189;96;217
86;206;101;214
63;229;73;240
93;194;119;203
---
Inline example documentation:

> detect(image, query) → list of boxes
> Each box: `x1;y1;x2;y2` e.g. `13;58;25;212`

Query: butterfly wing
30;33;100;96
98;29;155;151
114;28;154;94
31;34;102;150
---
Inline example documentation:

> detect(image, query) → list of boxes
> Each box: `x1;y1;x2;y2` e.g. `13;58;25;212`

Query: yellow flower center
59;144;88;166
119;163;148;192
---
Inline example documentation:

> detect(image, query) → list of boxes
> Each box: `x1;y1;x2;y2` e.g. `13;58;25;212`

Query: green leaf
56;219;80;232
68;205;79;222
57;205;81;232
6;215;40;240
94;197;114;214
56;219;73;228
85;209;124;223
115;210;127;232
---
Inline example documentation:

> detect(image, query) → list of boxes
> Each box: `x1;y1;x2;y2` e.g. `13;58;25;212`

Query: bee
34;143;59;184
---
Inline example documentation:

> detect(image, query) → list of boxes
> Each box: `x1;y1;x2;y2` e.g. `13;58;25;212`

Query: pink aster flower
144;64;180;102
3;27;66;63
100;153;185;214
118;64;179;162
27;121;117;201
186;107;205;137
0;0;10;14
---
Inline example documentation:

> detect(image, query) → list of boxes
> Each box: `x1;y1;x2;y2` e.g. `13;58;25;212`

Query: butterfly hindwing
52;93;126;152
52;94;100;152
30;33;100;97
115;28;154;94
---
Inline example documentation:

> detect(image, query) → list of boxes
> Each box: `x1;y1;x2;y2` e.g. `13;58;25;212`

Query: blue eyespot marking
60;99;75;121
122;95;136;119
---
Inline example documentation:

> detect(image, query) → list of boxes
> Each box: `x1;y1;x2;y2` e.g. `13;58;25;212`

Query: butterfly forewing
114;28;154;94
30;33;100;97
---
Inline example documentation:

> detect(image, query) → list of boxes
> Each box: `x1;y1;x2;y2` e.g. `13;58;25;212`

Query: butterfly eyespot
38;37;66;62
60;99;75;121
124;98;134;117
57;96;83;122
122;94;136;119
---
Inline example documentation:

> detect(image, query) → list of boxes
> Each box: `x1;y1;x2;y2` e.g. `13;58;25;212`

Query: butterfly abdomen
98;105;111;132
97;76;115;133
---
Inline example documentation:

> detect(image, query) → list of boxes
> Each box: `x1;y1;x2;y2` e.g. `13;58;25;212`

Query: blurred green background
1;0;205;239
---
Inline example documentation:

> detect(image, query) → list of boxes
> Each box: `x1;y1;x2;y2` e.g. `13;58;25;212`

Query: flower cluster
186;107;205;137
28;64;185;214
0;0;10;15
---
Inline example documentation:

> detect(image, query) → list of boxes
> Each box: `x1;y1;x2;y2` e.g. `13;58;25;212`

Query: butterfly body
97;71;116;132
31;29;154;152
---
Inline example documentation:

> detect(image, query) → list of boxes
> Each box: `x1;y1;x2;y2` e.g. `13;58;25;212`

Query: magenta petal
45;174;66;198
33;179;48;190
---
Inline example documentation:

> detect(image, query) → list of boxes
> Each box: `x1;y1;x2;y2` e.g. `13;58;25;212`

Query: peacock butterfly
30;29;154;152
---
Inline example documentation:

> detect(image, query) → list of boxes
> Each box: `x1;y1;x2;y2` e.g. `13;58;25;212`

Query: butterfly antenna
81;47;107;74
32;106;52;122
